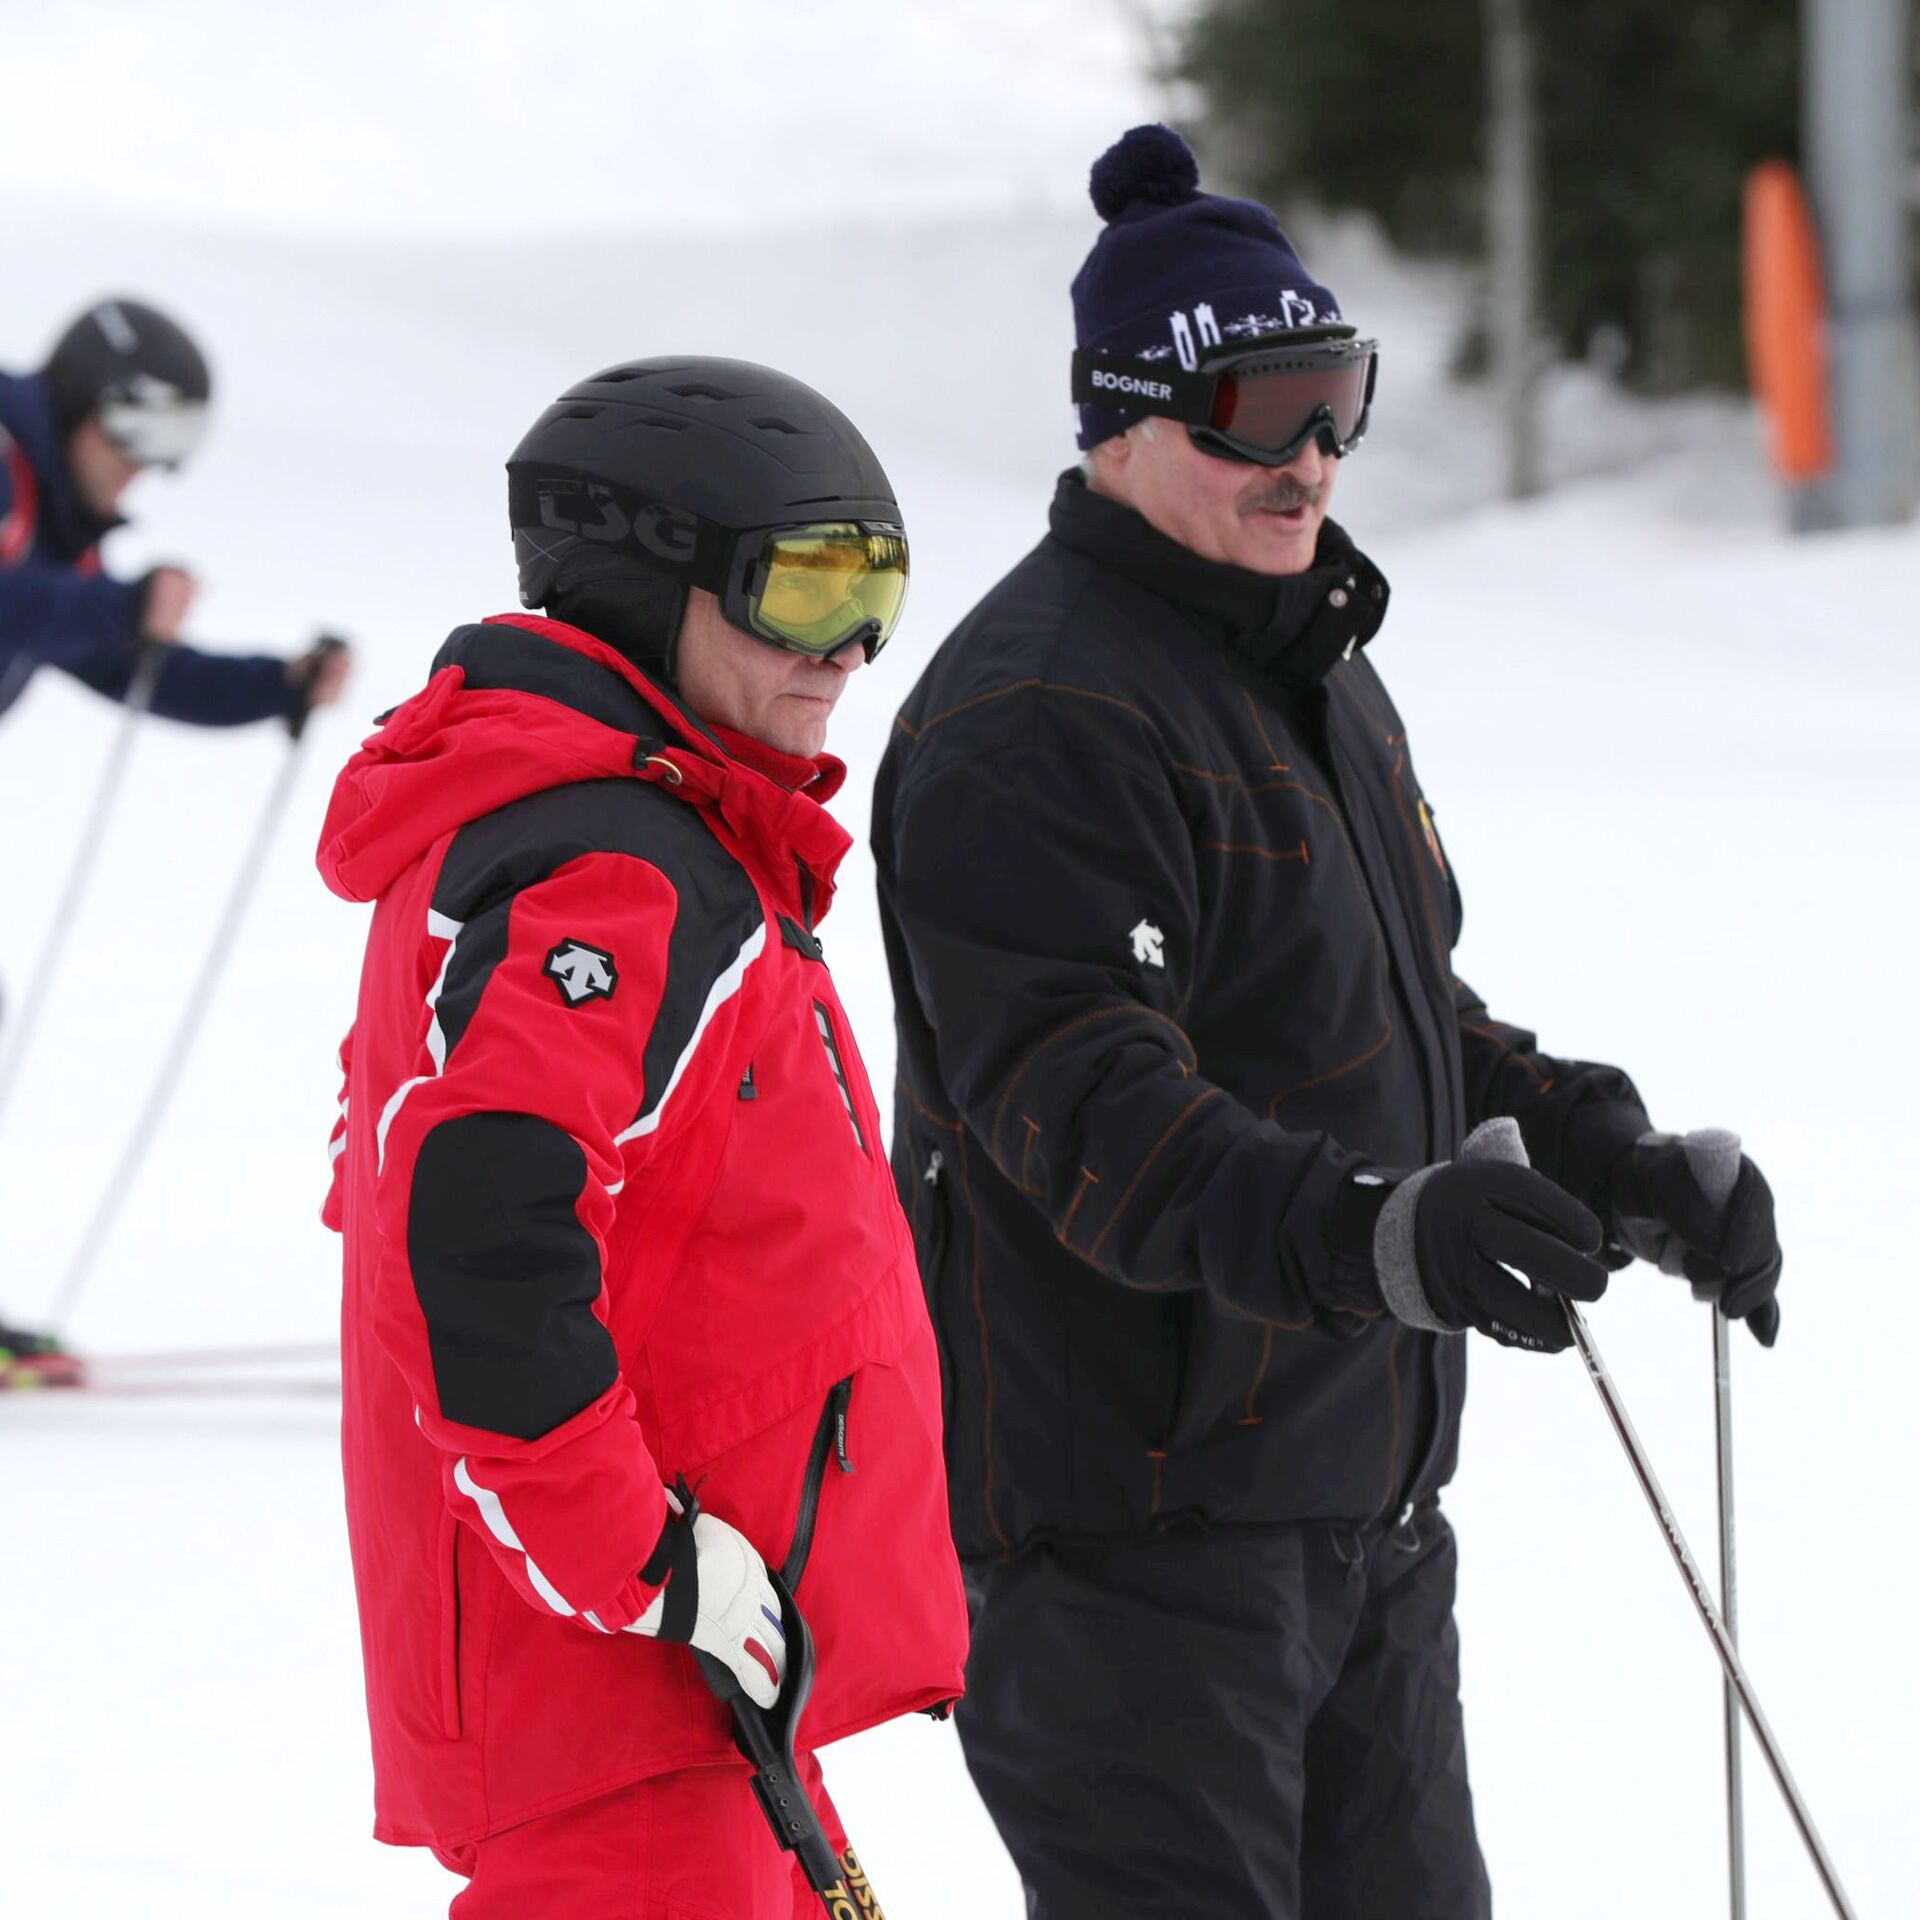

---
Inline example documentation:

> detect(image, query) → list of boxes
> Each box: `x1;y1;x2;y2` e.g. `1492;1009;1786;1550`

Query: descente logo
1091;369;1174;401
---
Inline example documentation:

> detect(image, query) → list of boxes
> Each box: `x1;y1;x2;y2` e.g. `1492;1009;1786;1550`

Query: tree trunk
1485;0;1545;498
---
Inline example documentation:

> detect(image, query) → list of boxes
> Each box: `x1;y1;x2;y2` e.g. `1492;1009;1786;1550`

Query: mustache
1239;475;1324;515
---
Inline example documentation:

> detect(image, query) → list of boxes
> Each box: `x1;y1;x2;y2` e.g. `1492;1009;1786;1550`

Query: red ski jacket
317;614;967;1849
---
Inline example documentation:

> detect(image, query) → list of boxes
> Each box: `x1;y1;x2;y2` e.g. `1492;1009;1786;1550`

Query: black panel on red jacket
409;1112;616;1439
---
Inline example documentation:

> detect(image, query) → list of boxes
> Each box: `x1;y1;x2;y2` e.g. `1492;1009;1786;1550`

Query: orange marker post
1742;161;1835;484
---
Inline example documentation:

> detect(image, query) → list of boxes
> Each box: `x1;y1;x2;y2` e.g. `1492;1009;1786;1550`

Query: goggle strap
1070;351;1215;427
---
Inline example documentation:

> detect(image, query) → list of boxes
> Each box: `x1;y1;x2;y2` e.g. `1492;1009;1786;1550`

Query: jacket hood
317;614;850;909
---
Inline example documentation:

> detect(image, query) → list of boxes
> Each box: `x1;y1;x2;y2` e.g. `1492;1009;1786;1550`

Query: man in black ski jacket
874;125;1785;1918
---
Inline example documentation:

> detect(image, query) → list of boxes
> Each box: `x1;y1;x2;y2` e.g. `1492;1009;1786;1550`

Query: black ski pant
956;1505;1492;1919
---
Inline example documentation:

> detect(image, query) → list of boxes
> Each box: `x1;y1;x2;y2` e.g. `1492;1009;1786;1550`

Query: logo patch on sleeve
545;940;618;1006
1129;918;1166;968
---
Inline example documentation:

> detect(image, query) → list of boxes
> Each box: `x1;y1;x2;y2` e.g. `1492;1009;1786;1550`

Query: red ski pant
435;1753;867;1919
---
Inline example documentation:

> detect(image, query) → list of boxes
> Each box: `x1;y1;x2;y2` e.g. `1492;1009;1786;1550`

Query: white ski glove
623;1484;788;1710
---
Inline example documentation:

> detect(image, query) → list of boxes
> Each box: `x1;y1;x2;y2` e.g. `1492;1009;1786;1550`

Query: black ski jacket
875;472;1648;1559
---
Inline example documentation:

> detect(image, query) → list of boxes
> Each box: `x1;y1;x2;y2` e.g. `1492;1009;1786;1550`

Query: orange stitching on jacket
1200;839;1310;863
1219;1299;1316;1331
911;679;1155;738
1059;1166;1100;1245
898;1068;965;1131
993;1004;1197;1160
1241;1325;1277;1423
1331;666;1403;747
1088;1086;1224;1261
1019;1117;1041;1194
1266;1019;1394;1113
1242;688;1289;770
1169;761;1347;823
1458;1020;1548;1086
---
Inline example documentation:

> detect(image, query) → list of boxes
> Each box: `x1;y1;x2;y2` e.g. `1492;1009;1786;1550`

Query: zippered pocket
437;1507;463;1741
780;1375;855;1590
811;1001;870;1156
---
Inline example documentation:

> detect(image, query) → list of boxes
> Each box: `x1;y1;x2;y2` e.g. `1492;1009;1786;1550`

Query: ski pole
696;1569;883;1917
46;638;347;1331
1463;1118;1858;1919
0;639;167;1134
1668;1129;1751;1920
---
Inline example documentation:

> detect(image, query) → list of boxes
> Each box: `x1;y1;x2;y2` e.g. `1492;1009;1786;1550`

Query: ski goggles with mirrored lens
723;522;910;660
97;396;209;470
1072;328;1378;468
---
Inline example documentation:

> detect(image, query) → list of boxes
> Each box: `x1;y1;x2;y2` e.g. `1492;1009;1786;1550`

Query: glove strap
637;1476;703;1643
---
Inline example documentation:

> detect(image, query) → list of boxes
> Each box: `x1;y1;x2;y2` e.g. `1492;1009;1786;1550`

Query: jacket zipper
779;1375;855;1589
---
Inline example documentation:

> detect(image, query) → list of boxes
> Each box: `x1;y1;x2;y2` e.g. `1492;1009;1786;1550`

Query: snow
3;92;1918;1920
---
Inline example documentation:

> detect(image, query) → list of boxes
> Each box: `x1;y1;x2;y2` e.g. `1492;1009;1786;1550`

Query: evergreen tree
1181;0;1802;388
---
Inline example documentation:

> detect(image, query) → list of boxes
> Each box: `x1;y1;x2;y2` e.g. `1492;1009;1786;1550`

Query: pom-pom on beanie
1072;125;1344;450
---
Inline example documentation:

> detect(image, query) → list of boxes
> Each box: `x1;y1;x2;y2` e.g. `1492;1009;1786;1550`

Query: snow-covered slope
1;192;1914;1918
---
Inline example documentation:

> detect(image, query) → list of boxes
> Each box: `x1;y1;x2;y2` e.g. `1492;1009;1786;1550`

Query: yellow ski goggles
729;522;910;660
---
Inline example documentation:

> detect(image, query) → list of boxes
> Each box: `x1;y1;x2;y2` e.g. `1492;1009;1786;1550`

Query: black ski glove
1609;1130;1782;1347
1347;1144;1610;1354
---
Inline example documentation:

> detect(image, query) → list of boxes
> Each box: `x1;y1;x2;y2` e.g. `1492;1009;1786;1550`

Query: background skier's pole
46;638;346;1332
0;639;167;1134
1461;1118;1858;1919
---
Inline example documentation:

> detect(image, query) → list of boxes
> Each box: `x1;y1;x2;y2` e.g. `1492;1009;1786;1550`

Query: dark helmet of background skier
506;357;909;684
45;297;212;471
1070;125;1377;467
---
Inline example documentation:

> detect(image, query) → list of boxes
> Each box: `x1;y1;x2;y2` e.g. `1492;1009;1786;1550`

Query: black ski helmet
44;297;212;468
507;356;901;680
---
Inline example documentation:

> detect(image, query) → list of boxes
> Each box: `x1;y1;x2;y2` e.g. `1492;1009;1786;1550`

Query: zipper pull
738;1064;757;1101
832;1378;854;1474
924;1149;944;1187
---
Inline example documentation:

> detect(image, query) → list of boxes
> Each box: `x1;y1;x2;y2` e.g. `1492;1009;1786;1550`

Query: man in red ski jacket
318;358;966;1917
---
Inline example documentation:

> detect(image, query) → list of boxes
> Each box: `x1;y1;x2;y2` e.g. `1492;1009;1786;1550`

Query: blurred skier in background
0;295;351;1385
875;125;1786;1919
318;358;965;1916
0;296;350;726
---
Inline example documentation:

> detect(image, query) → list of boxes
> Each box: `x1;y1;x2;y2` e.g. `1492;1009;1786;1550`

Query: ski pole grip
288;633;349;742
692;1574;847;1900
1680;1127;1742;1211
1461;1115;1529;1168
1683;1128;1778;1344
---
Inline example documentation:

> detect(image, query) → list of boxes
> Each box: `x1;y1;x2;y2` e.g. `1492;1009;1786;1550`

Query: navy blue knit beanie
1072;124;1344;451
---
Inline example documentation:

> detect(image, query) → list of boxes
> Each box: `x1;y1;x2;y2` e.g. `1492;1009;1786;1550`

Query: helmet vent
559;406;601;421
666;382;730;401
750;416;801;435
